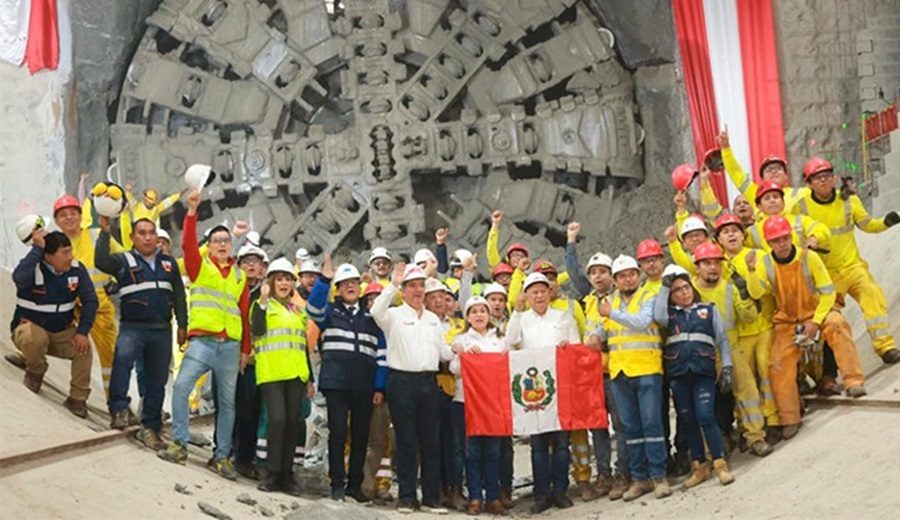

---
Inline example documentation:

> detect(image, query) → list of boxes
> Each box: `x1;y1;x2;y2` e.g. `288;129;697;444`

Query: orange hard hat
363;282;384;298
491;262;514;279
763;215;793;242
754;180;784;204
671;164;698;192
803;157;833;181
692;240;724;264
506;242;529;259
759;155;787;177
533;259;557;276
714;212;743;232
635;239;664;260
53;194;81;216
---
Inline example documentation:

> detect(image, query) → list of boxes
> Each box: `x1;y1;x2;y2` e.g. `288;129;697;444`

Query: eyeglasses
808;172;834;183
209;237;230;245
671;284;693;294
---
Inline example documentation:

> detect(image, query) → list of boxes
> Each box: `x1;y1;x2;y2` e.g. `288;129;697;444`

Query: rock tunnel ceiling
111;0;645;265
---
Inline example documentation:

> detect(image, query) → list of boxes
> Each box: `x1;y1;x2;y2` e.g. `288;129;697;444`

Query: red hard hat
671;164;698;192
803;157;833;180
363;282;384;297
491;262;514;279
714;212;743;232
692;240;724;264
758;155;787;177
635;239;664;260
763;215;793;242
506;242;529;259
754;180;784;204
533;259;557;276
53;194;82;216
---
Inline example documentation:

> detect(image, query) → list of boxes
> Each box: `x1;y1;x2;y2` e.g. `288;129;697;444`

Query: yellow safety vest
605;287;663;378
253;299;310;384
188;256;247;341
437;316;466;396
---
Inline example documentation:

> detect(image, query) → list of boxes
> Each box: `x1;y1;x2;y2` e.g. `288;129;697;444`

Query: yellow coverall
721;147;808;213
126;190;182;226
794;191;895;356
752;249;865;425
486;226;570;285
745;213;831;254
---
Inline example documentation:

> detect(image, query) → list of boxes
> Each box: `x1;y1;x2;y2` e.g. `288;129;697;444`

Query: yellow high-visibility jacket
745;213;831;253
722;147;808;213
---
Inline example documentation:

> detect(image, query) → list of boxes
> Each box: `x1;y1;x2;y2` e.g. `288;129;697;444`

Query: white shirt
506;307;580;351
449;328;510;402
372;283;452;372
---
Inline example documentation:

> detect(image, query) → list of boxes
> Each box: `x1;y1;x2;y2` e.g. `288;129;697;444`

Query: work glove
719;366;733;394
839;177;857;200
662;273;676;288
885;211;900;228
730;271;750;300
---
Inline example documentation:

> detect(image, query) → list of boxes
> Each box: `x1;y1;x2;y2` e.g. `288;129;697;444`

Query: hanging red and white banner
461;345;607;437
0;0;31;66
24;0;59;73
674;0;787;207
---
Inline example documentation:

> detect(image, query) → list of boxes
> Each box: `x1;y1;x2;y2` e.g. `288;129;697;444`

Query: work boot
23;371;43;393
880;348;900;364
816;376;841;396
157;441;188;465
622;480;653;502
781;424;801;440
235;462;259;480
846;385;867;398
765;425;783;446
420;501;449;514
450;486;468;511
126;407;140;426
652;478;672;499
530;495;552;514
63;398;88;419
593;474;613;497
682;460;711;489
577;480;599;501
750;440;773;457
498;488;513;509
552;491;574;509
6;351;26;369
110;409;130;430
485;500;507;516
282;477;302;497
374;488;394;505
257;472;280;493
347;487;371;504
712;459;735;485
136;427;167;451
396;500;417;514
207;457;238;481
609;474;631;500
466;499;482;516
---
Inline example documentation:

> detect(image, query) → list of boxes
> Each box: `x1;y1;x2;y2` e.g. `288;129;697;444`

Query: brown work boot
682;460;711;489
23;371;43;393
782;424;801;440
136;427;167;451
5;351;26;369
498;488;513;509
484;500;507;515
652;478;672;499
622;480;653;502
593;474;613;497
845;385;867;398
466;499;482;516
609;474;631;500
880;348;900;364
64;398;88;419
450;486;468;511
816;376;841;396
765;425;783;446
110;409;130;430
577;480;599;501
712;458;735;485
750;440;773;457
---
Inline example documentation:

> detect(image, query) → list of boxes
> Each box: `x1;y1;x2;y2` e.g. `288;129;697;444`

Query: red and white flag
461;344;607;437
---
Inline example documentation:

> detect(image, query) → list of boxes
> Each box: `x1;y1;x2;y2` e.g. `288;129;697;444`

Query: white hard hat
16;214;47;244
523;272;550;292
424;277;447;294
402;264;427;284
451;248;474;267
334;263;361;284
482;282;507;298
245;231;261;247
586;252;613;271
663;264;690;279
413;248;435;265
156;228;171;243
464;296;490;316
368;247;391;265
185;164;212;190
266;257;295;278
91;182;128;218
680;215;708;238
611;255;640;277
237;244;266;262
295;247;311;262
298;259;320;274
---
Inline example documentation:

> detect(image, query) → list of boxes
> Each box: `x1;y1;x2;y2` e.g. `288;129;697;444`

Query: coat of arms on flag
512;367;555;412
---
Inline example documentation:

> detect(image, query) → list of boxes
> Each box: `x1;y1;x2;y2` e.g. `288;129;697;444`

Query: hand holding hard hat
16;214;48;244
185;164;212;191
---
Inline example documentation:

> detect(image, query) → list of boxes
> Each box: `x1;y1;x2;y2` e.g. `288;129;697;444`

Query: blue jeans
466;436;501;502
172;337;239;460
669;372;725;461
592;376;629;477
609;373;667;481
530;430;570;498
387;370;442;505
450;401;467;489
108;325;172;431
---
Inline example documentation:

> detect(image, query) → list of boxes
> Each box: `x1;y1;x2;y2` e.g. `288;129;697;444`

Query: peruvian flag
673;0;787;206
461;345;607;436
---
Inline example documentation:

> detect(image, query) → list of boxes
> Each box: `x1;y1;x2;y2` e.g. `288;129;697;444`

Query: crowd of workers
7;129;900;515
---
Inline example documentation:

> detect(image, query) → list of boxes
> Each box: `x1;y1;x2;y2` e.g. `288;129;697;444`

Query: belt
389;369;438;378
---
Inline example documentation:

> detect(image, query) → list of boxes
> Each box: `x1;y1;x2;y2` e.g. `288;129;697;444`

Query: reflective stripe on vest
253;299;309;384
189;256;246;340
119;280;174;296
666;332;715;346
763;251;817;295
16;298;76;313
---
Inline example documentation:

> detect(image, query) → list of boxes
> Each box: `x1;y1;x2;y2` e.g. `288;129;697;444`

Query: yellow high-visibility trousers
569;429;592;483
832;263;895;356
88;301;118;395
731;334;770;443
737;329;779;426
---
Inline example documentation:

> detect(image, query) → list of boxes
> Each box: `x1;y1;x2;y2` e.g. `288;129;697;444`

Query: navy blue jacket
95;231;187;329
11;246;97;335
307;277;386;393
653;286;732;379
